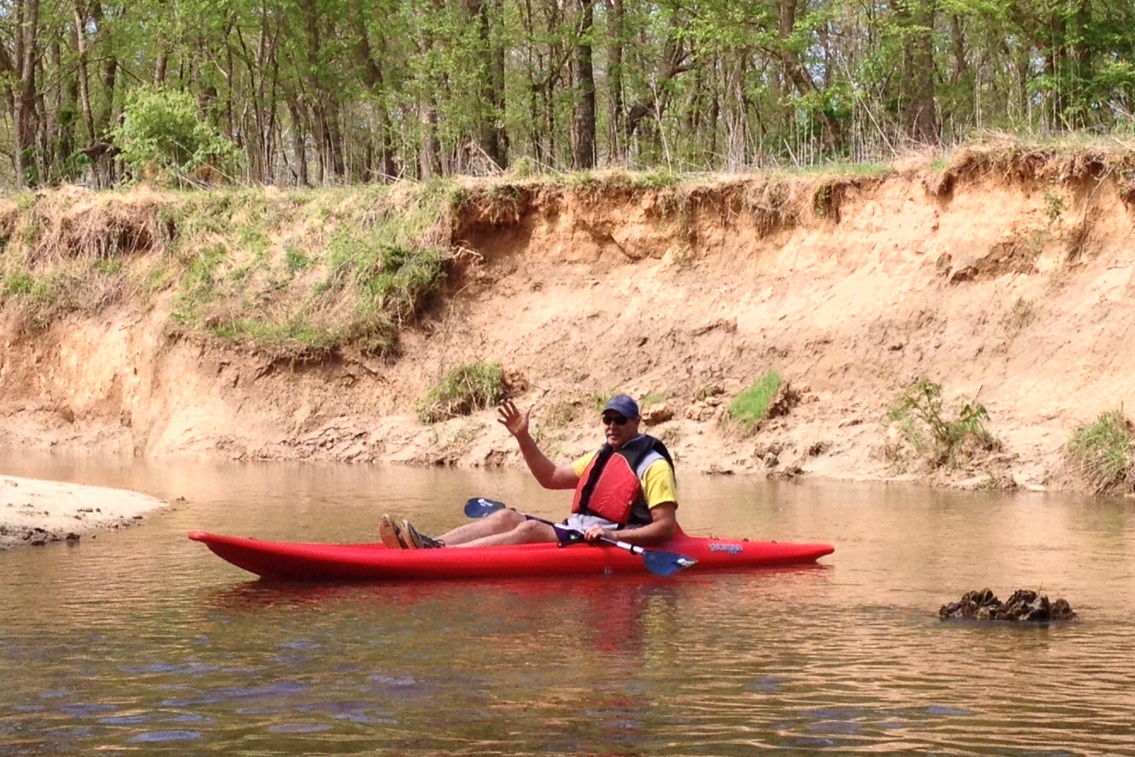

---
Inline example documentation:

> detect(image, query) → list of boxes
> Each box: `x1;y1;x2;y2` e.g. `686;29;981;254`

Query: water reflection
2;452;1135;755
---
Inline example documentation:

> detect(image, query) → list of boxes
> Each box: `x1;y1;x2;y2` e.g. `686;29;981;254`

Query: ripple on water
126;730;203;743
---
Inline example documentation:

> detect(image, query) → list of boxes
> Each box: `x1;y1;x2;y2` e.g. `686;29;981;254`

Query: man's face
601;411;640;450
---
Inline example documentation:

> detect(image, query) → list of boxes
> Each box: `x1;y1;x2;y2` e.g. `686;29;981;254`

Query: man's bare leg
453;518;558;548
433;507;529;545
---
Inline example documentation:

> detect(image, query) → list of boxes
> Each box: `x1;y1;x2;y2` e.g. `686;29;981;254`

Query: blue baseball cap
602;394;640;419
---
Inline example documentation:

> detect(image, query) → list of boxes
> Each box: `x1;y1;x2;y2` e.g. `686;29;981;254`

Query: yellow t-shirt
572;449;678;510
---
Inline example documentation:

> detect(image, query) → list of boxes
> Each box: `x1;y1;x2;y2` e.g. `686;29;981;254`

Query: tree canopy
1;0;1133;188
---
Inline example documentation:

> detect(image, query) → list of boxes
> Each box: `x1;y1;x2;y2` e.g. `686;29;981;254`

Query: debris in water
939;588;1076;622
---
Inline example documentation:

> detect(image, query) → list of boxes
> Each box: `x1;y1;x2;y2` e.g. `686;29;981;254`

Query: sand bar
0;475;167;550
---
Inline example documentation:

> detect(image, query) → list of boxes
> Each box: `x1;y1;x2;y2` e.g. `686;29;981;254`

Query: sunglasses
601;414;630;426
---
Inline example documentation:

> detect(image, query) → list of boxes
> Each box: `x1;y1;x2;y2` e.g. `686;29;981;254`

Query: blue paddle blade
641;551;698;577
464;497;507;518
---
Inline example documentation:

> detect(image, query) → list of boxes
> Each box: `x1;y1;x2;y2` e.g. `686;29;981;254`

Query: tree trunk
464;0;507;170
572;0;596;169
489;0;507;166
72;0;96;146
624;13;692;145
896;0;938;144
773;0;843;153
605;0;624;163
7;0;43;187
286;95;309;185
419;97;441;179
350;0;396;181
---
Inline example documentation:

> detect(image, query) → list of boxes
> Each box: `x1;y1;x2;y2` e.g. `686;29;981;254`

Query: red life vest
571;435;674;526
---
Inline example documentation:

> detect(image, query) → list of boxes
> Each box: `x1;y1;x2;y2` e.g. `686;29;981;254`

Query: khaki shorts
561;513;621;532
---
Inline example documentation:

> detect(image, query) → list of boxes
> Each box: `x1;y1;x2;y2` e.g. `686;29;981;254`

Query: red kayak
188;527;834;582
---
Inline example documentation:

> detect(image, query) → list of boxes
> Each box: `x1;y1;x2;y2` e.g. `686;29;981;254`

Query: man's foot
401;519;443;549
378;514;409;549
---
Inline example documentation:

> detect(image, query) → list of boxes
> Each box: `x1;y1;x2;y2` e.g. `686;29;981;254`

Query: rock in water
938;588;1077;622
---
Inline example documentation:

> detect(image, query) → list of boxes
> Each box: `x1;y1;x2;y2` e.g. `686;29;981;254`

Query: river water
2;452;1134;756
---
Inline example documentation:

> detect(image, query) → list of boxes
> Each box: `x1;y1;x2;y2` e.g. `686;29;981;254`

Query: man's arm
498;400;579;490
585;502;677;545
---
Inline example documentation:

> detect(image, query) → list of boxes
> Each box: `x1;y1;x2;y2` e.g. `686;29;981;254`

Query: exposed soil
2;147;1134;495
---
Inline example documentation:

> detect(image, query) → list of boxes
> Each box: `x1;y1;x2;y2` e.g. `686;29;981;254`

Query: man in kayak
380;393;679;549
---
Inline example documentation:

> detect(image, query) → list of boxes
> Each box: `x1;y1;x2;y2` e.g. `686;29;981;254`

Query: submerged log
939;588;1077;622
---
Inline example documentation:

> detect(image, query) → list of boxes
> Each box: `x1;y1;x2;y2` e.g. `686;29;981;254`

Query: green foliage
10;0;1135;188
1043;192;1065;222
0;185;447;357
0;257;133;330
728;371;782;433
887;379;996;468
508;157;541;179
418;362;507;423
284;246;313;273
1067;410;1135;496
160;185;456;356
111;86;241;184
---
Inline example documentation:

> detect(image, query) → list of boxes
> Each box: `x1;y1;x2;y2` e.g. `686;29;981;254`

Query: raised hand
496;399;532;439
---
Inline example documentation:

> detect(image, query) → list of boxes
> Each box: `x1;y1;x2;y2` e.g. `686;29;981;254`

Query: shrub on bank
1066;410;1135;495
886;378;998;468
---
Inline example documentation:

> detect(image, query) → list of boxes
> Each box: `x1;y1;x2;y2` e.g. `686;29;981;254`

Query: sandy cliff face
1;152;1133;492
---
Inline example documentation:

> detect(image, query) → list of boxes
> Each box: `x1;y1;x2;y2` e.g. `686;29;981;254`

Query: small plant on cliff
1066;410;1135;495
886;378;997;468
418;362;507;423
1003;297;1036;333
728;370;782;434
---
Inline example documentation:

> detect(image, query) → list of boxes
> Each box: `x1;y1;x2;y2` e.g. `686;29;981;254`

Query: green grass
728;371;782;433
1066;410;1134;495
159;184;457;356
418;362;507;423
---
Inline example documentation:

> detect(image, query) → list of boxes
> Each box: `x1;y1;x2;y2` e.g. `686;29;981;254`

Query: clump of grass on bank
1066;410;1135;496
728;370;782;434
0;183;462;356
886;378;997;468
0;189;168;330
168;183;457;356
418;362;507;423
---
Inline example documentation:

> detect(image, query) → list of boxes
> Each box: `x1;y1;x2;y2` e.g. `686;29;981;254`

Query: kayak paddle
463;497;697;578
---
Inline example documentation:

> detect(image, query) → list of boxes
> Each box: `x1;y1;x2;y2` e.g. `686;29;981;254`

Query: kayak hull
188;530;834;581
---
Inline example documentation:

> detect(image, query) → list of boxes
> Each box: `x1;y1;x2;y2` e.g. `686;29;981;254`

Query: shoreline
0;474;167;551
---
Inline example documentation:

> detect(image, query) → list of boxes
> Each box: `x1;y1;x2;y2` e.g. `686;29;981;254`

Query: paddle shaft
523;511;648;556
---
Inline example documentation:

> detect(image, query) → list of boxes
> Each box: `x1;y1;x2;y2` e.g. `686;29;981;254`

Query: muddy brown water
2;452;1134;755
